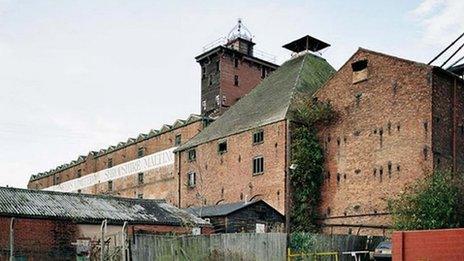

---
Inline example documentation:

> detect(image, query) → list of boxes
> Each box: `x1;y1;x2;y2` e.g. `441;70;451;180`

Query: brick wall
219;54;271;109
315;49;435;236
392;228;464;260
431;69;464;173
178;120;287;213
0;217;78;260
28;120;205;204
199;48;276;117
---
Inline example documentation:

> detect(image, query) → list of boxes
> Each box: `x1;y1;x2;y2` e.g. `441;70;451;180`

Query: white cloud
410;0;464;46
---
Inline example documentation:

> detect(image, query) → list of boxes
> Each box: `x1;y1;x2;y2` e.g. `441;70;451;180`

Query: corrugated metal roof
0;187;208;226
187;200;274;218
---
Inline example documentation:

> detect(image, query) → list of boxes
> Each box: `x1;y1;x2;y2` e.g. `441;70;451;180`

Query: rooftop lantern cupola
225;19;255;56
283;35;330;56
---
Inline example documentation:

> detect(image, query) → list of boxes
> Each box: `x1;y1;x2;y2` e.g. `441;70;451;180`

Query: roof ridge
30;113;209;181
0;186;168;203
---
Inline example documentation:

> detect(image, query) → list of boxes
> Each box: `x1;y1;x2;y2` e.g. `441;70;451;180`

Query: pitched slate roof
187;200;281;218
0;186;208;226
177;52;335;151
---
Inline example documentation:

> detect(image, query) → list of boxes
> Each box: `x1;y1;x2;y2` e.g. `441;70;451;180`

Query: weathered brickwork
219;54;273;109
314;48;463;236
198;43;277;117
431;69;464;173
0;217;78;260
28;118;206;204
178;120;288;213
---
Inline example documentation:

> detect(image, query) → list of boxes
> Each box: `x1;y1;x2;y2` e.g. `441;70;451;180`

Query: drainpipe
452;78;457;173
100;219;107;261
9;217;14;261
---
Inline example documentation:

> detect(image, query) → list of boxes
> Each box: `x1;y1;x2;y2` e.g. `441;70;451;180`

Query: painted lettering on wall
46;147;176;192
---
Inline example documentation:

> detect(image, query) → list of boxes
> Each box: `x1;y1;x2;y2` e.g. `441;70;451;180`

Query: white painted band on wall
45;147;176;192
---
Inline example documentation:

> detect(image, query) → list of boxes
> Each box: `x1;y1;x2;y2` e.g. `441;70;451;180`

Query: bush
388;171;462;230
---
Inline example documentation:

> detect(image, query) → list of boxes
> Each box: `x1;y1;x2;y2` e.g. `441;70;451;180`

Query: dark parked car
373;241;392;260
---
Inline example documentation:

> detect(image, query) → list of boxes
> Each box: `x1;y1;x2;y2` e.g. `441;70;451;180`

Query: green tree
388;171;462;230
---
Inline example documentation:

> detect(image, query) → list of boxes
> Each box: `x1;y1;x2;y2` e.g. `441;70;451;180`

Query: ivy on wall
290;98;334;232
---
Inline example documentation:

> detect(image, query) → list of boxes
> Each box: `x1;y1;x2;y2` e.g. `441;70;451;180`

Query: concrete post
9;218;14;261
121;221;128;261
100;219;107;261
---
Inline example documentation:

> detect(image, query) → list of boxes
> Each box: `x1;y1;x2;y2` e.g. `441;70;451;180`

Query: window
209;76;213;86
215;95;221;106
218;140;227;154
188;172;196;188
253;130;264;144
138;172;144;185
234;75;239;86
261;67;266;79
108;181;113;191
351;59;368;83
253;156;264;175
77;169;82;178
137;147;144;158
175;134;182;146
234;58;239;68
188;149;196;161
137;193;143;199
107;158;113;168
202;66;206;78
53;175;59;185
216;61;220;72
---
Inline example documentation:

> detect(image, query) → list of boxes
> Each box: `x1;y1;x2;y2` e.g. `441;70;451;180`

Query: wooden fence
131;233;287;261
130;232;385;261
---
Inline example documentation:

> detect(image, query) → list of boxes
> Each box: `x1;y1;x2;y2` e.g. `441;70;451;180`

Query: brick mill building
176;36;335;214
315;48;464;235
27;21;464;236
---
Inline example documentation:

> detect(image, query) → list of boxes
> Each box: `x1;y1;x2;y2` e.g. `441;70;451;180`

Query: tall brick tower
195;19;279;117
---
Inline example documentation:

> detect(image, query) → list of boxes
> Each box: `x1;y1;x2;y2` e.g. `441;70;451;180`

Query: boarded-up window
351;59;368;83
138;172;144;185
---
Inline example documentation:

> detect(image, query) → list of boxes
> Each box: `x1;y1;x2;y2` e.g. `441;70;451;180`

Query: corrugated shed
187;200;269;217
0;186;208;226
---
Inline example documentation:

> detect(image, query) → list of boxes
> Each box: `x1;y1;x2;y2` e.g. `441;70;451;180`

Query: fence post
101;219;107;261
121;221;128;261
9;217;14;261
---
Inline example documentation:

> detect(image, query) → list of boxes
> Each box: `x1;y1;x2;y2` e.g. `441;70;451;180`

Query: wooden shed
187;200;284;233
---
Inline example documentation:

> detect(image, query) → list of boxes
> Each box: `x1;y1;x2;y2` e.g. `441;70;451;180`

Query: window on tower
234;75;239;86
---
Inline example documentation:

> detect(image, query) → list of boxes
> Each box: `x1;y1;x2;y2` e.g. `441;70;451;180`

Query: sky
0;0;463;188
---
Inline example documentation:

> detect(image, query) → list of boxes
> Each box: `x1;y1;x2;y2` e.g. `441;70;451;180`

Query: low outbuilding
0;186;210;260
187;200;284;233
